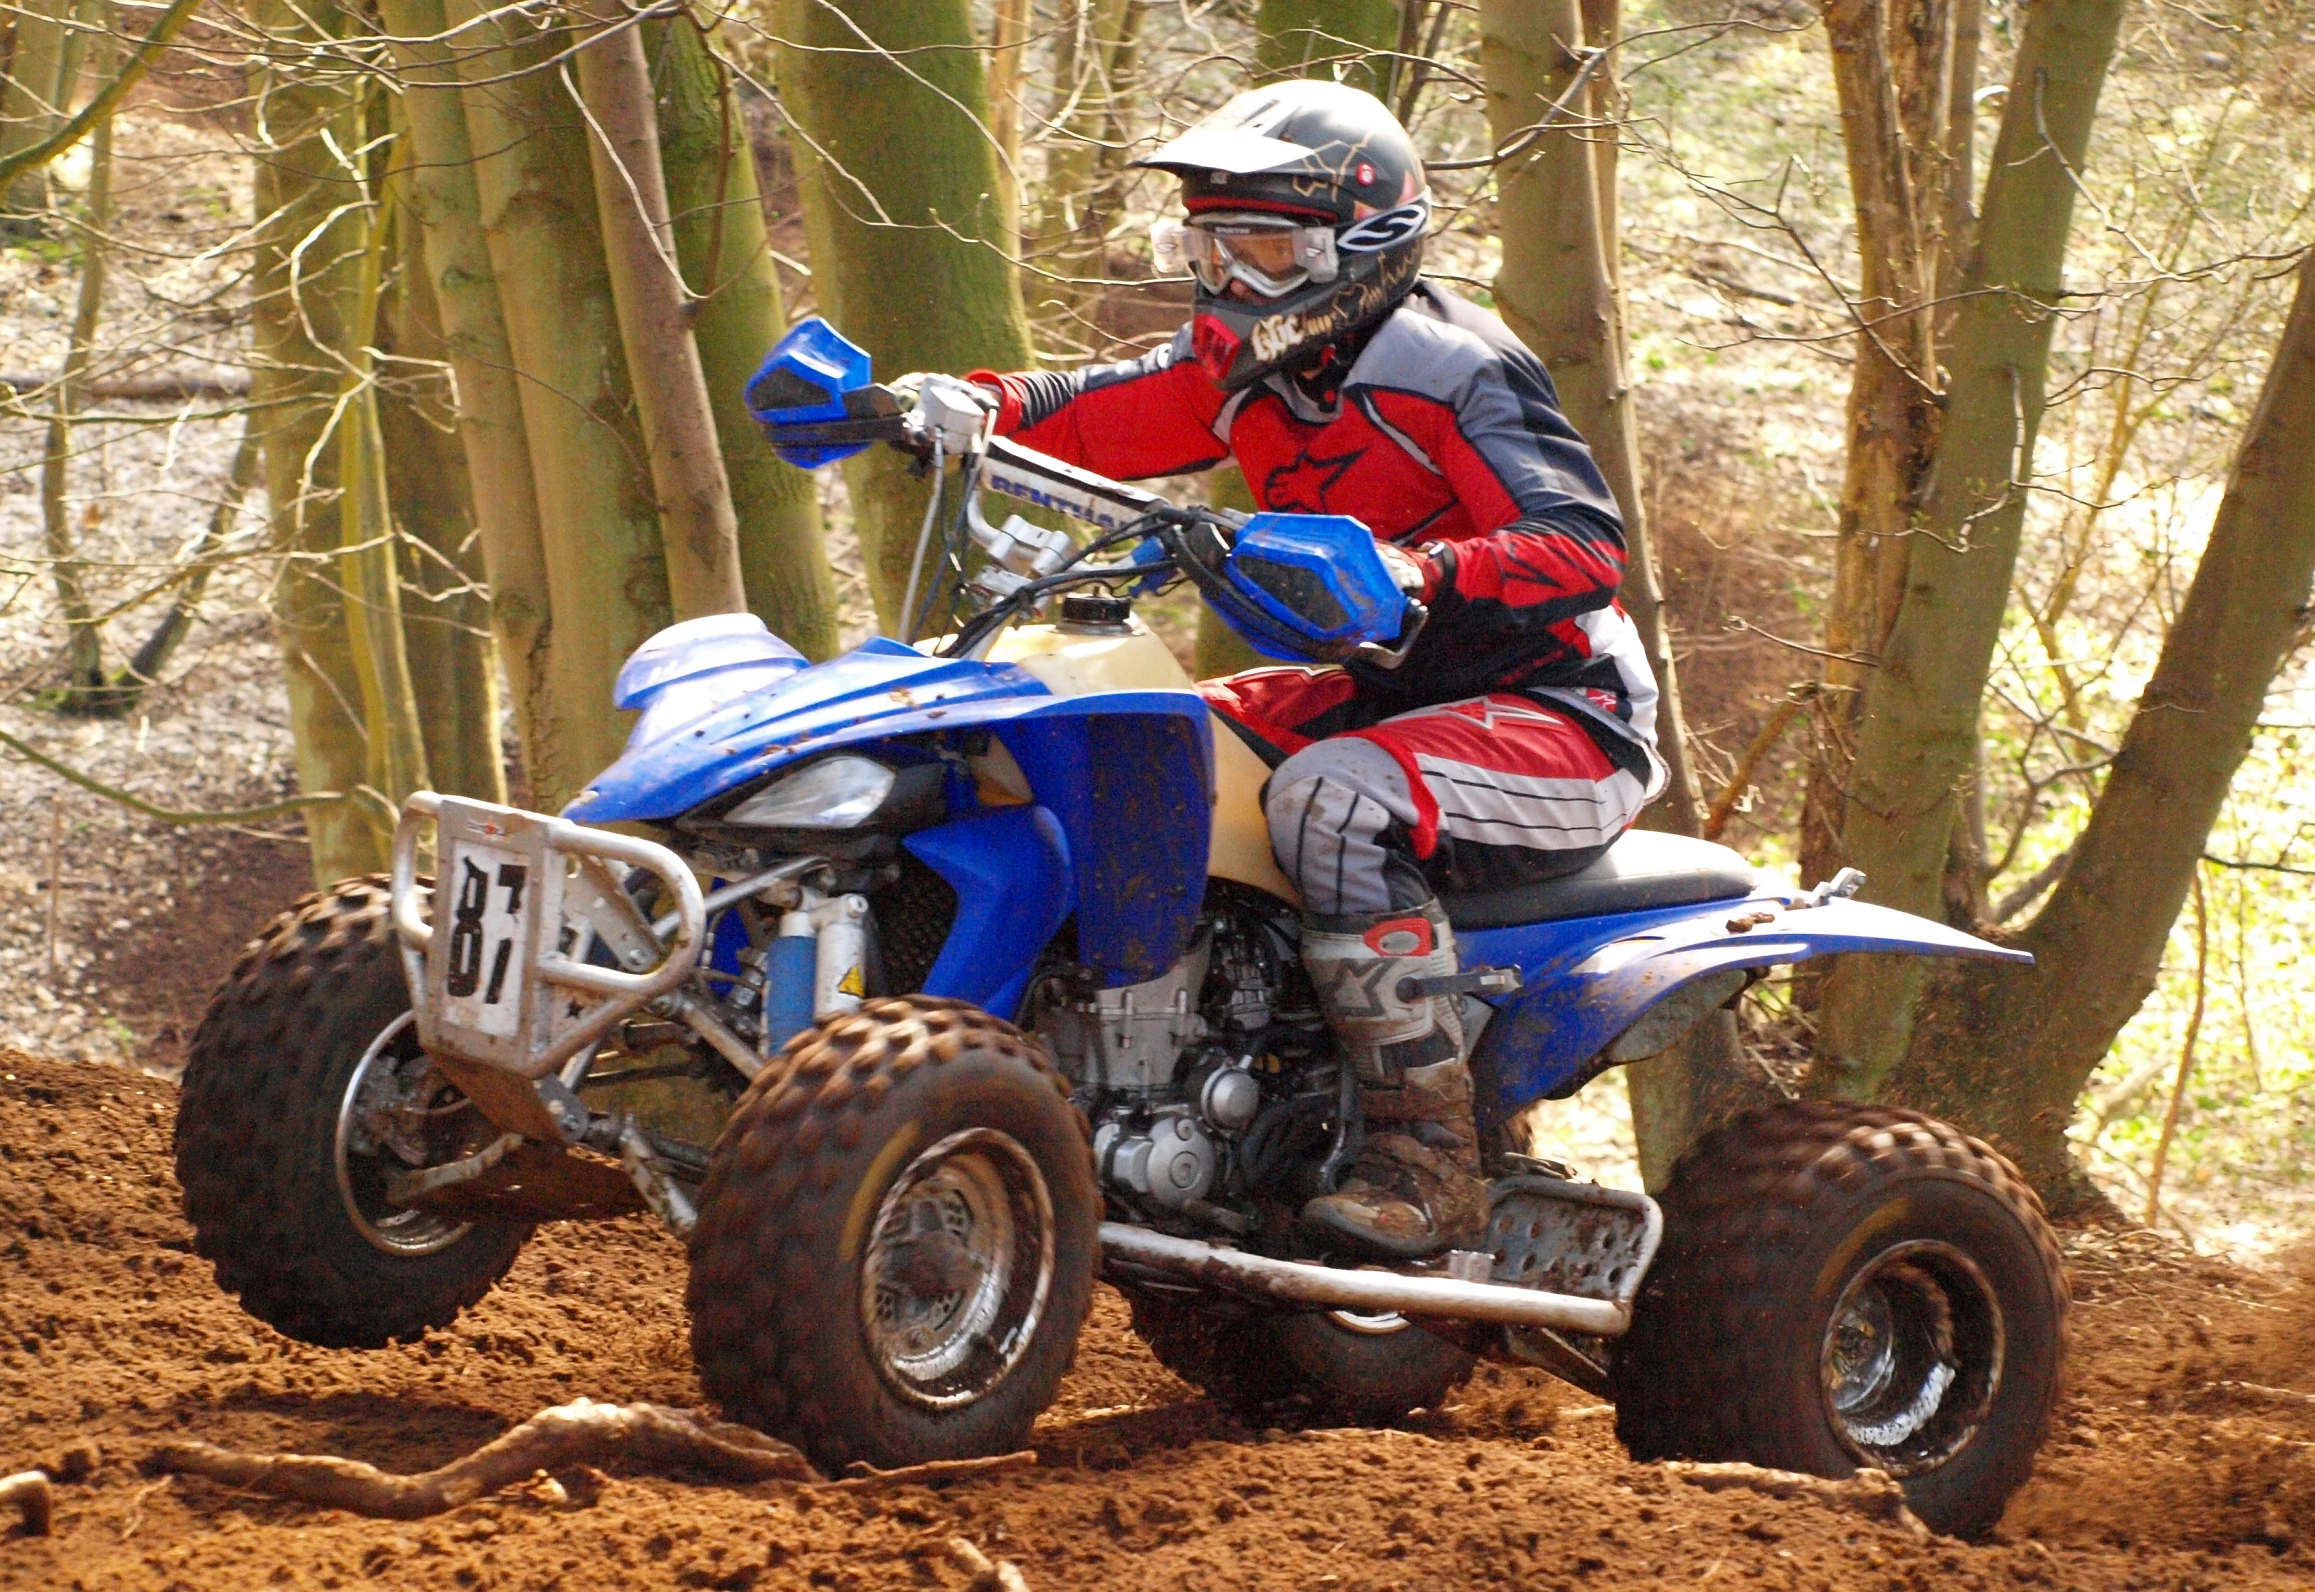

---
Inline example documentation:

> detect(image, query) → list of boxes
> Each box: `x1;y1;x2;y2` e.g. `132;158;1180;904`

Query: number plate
402;793;696;1078
439;841;534;1038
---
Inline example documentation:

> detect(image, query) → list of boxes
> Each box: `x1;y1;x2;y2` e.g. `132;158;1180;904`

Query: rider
917;81;1662;1257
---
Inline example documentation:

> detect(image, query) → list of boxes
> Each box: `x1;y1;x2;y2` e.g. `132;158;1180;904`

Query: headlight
725;756;897;829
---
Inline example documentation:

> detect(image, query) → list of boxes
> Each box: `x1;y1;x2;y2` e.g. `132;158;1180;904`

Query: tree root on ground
945;1534;1034;1591
828;1451;1037;1490
1666;1460;1930;1539
147;1401;1043;1522
0;1471;52;1536
148;1399;813;1520
2203;1379;2315;1409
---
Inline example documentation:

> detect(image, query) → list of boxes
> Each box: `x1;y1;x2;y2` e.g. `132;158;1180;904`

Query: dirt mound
2002;1227;2315;1555
3;1051;2312;1591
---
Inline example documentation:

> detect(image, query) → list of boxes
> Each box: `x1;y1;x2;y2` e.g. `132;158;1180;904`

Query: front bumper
389;792;705;1082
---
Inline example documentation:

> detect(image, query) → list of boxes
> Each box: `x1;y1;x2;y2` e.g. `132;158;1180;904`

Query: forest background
0;0;2310;1256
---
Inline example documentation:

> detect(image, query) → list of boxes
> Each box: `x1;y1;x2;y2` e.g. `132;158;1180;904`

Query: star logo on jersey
1263;446;1364;513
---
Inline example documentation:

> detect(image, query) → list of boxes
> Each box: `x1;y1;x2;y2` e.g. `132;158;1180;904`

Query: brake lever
1353;599;1429;670
1162;511;1235;577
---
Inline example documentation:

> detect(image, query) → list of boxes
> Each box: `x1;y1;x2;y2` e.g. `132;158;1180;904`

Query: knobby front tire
687;997;1099;1473
174;878;530;1348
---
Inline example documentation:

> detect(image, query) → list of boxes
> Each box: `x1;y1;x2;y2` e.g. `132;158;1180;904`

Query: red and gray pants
1200;668;1651;919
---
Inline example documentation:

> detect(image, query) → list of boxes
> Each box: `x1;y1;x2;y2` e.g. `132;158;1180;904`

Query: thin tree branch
0;0;206;190
1704;685;1816;840
0;728;394;830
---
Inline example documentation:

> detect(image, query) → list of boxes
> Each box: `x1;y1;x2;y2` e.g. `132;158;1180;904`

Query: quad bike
176;318;2067;1536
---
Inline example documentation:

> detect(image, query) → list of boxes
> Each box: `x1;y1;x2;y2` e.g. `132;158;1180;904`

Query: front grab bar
390;792;705;1080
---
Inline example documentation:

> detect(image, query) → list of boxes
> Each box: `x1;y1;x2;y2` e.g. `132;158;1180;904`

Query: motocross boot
1298;901;1489;1258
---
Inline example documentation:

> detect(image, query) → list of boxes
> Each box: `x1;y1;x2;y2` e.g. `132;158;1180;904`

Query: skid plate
387;1135;645;1223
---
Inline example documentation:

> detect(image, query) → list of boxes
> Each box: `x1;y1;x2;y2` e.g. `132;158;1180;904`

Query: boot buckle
1394;964;1521;1002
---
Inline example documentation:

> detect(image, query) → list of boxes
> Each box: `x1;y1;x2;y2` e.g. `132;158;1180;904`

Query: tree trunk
1084;0;1148;300
339;374;433;810
249;0;384;882
1929;0;1986;923
448;0;670;809
1194;464;1266;680
1811;0;2130;1097
1880;246;2315;1200
1483;0;1753;1184
1939;0;1983;303
1029;0;1142;333
1579;0;1622;302
984;0;1031;247
40;79;109;706
338;138;433;811
378;146;506;803
122;421;260;695
773;0;1034;630
1478;0;1701;838
649;12;839;659
1626;1012;1782;1190
573;0;748;623
376;0;556;791
0;0;72;220
1796;0;1956;893
1254;0;1401;90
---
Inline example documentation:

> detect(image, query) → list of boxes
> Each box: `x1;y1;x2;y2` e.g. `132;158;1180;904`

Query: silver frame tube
1098;1223;1633;1336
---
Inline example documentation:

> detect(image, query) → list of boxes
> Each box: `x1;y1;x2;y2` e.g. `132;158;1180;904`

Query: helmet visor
1152;215;1338;296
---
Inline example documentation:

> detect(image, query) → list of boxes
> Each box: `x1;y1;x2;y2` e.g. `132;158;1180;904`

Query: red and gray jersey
968;283;1661;784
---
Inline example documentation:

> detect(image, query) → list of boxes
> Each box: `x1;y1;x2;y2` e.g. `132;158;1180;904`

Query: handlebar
760;377;1414;668
810;383;1237;651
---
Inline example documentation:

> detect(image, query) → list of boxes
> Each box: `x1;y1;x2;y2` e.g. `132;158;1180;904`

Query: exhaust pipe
1098;1222;1630;1337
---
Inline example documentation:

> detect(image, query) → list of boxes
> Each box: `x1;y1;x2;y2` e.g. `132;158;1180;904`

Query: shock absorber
812;893;869;1019
756;890;870;1060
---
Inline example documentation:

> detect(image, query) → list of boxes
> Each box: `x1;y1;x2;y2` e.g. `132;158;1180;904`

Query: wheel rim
333;1012;472;1257
1326;1308;1411;1336
861;1128;1055;1410
1820;1239;2004;1476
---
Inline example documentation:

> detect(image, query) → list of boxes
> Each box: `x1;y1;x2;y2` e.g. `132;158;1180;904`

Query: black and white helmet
1138;81;1429;392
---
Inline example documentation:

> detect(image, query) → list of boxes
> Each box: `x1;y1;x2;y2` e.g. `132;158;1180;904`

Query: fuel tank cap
1057;593;1134;634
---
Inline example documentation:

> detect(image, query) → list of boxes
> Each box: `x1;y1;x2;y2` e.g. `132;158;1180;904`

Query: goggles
1151;213;1337;296
1150;200;1432;298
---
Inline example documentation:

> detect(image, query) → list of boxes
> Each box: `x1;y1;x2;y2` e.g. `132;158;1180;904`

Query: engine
1034;887;1329;1227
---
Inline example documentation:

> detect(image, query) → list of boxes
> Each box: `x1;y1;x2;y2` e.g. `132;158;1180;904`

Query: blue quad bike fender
1465;896;2033;1107
567;616;1216;1010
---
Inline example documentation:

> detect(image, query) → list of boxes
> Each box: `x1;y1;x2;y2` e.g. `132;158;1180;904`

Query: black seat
1440;829;1758;931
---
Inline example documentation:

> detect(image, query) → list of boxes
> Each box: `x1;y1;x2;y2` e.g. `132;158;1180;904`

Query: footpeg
1396;965;1521;1001
1485;1175;1660;1305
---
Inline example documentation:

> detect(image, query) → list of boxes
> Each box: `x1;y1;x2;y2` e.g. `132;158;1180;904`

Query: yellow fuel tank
987;623;1298;906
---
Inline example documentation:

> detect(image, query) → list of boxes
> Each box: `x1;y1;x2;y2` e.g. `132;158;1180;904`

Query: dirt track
2;1051;2312;1592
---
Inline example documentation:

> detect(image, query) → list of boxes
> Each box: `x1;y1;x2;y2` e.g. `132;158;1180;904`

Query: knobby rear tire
1609;1099;2069;1537
687;997;1098;1473
173;877;531;1348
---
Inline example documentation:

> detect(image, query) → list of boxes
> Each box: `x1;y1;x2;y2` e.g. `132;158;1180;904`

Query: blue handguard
1209;513;1412;663
744;316;901;468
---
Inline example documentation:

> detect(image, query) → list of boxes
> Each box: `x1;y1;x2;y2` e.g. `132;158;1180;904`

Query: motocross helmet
1137;80;1428;392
